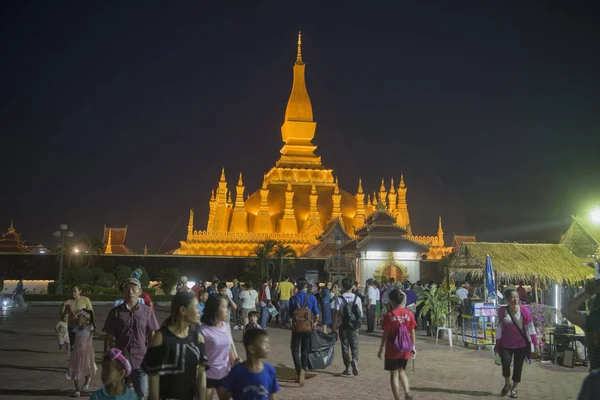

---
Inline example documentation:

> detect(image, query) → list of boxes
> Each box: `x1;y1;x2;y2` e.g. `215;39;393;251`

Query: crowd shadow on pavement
0;363;65;373
412;387;495;397
0;389;80;397
0;347;56;354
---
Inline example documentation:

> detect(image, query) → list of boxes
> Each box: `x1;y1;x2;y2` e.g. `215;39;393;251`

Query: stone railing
190;230;317;244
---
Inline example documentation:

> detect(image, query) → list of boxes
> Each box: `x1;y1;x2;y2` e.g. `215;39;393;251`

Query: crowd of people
53;270;600;400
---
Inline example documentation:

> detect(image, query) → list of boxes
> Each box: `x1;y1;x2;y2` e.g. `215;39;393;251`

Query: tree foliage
156;268;182;295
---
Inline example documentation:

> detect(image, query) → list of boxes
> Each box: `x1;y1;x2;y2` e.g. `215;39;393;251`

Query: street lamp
53;224;74;295
335;234;342;286
590;208;600;223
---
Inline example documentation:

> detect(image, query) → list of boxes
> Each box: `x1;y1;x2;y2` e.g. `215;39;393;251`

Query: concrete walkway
0;306;587;399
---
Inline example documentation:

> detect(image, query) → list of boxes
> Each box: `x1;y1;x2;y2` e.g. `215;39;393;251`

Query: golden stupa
176;33;452;259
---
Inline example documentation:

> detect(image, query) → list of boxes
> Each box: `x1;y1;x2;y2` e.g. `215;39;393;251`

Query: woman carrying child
143;291;209;400
65;308;97;397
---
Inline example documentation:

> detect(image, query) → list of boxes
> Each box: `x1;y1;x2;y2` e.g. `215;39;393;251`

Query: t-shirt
367;287;377;306
278;281;294;301
113;298;145;308
90;386;138;400
383;307;416;360
333;292;363;317
224;362;280;399
375;288;381;301
200;323;233;380
240;290;259;309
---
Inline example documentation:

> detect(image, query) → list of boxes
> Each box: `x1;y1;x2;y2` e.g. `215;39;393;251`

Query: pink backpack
393;320;413;354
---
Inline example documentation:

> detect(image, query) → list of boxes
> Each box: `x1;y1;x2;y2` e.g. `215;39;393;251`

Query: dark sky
1;2;599;253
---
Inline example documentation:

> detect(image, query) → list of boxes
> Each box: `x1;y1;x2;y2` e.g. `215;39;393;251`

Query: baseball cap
122;278;141;288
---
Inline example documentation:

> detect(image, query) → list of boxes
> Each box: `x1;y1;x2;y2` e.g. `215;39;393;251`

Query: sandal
509;390;518;398
71;392;80;398
501;383;511;396
405;393;414;400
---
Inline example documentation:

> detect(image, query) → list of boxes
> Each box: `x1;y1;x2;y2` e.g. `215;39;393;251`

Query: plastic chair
436;312;459;347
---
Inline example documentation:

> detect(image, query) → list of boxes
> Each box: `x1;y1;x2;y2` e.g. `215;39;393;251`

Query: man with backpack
289;278;320;386
333;278;363;376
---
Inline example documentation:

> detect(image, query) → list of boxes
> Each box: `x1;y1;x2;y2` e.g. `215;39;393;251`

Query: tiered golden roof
176;33;451;259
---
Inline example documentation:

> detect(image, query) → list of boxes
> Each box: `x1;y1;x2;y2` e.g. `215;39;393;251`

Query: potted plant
417;285;458;337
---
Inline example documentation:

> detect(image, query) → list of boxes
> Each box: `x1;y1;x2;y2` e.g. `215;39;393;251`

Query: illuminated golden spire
389;178;396;194
238;172;243;186
220;167;226;182
296;31;303;65
357;178;363;194
105;229;113;254
187;208;194;240
210;189;215;201
400;172;406;189
380;178;386;192
437;213;444;247
334;177;340;195
8;220;15;233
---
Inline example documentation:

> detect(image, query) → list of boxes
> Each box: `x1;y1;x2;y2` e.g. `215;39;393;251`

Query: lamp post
53;224;74;295
335;234;342;286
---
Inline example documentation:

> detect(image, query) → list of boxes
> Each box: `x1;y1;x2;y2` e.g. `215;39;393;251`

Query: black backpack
340;295;361;330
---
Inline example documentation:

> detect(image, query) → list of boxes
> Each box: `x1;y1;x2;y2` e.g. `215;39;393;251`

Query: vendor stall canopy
449;242;595;285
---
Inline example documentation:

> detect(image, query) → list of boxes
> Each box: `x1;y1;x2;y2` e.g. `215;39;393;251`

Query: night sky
1;2;599;253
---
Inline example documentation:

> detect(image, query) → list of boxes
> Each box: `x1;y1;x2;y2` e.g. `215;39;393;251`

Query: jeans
367;305;376;332
279;300;290;325
500;346;528;383
339;328;359;368
260;304;269;329
130;368;148;399
231;304;242;327
290;331;311;374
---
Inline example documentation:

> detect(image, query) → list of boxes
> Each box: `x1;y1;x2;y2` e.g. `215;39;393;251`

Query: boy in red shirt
378;289;416;400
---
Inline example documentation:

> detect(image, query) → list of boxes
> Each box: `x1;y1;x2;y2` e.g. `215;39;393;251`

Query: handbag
505;306;532;362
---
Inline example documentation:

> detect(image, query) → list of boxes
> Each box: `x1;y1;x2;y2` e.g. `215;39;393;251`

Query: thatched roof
449;242;594;284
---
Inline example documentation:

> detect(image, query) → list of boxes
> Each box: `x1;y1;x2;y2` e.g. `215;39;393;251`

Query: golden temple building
176;33;452;260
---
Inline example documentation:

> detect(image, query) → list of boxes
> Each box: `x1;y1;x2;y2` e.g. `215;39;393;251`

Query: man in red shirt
379;289;416;400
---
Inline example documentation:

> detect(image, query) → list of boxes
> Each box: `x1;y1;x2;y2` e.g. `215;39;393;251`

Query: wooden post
534;276;539;303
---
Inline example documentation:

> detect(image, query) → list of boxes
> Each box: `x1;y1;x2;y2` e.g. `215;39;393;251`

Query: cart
462;302;496;350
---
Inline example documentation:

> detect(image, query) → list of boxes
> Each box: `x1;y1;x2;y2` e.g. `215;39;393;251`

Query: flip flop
509;390;518;398
501;383;511;396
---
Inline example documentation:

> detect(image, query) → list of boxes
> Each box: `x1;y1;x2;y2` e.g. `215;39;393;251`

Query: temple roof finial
238;172;243;186
380;178;386;192
357;178;363;194
220;167;226;182
438;213;443;231
296;31;303;65
400;172;406;188
8;220;15;233
334;177;340;194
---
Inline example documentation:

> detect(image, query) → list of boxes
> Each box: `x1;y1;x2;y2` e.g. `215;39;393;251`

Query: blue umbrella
485;255;496;300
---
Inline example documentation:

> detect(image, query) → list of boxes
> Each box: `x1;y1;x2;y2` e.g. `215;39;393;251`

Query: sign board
305;269;319;291
474;302;497;317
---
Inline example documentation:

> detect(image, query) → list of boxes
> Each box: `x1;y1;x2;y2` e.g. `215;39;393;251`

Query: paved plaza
0;306;588;399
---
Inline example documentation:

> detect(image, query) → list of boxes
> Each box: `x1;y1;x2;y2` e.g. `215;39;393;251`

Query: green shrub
116;265;133;283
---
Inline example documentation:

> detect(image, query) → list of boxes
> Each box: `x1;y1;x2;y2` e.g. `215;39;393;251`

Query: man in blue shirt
288;278;319;386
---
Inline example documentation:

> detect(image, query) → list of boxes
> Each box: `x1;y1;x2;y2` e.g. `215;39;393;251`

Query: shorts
207;377;226;389
58;340;70;345
242;308;256;319
375;301;381;313
384;358;408;371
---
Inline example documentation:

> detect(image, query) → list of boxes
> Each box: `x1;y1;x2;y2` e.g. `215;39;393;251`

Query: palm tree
273;243;297;282
252;240;278;280
156;268;182;295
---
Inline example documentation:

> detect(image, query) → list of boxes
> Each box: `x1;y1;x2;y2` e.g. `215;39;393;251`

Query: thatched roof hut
449;242;594;284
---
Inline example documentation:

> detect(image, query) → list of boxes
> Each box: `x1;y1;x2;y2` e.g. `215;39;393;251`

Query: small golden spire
390;177;395;189
334;177;340;194
380;178;386;192
367;195;372;207
262;174;268;190
105;229;113;254
438;213;443;232
372;192;378;205
227;190;232;205
400;172;405;188
357;178;363;194
296;31;303;64
238;172;243;186
220;167;226;182
8;220;15;233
